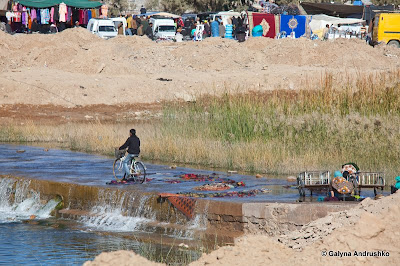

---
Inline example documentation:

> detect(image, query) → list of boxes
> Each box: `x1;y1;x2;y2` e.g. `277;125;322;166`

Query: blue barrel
211;20;219;37
252;25;263;37
225;24;233;39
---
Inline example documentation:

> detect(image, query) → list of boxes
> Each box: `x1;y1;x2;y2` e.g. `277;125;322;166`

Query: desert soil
3;27;400;266
1;28;400;109
85;192;400;266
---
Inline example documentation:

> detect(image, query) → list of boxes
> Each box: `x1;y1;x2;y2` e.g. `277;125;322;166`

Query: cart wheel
374;176;385;196
297;177;305;197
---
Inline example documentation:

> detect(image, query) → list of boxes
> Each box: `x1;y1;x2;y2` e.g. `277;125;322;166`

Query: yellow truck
372;13;400;48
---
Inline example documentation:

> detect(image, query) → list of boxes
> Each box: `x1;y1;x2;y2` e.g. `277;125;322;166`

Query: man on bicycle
119;129;140;178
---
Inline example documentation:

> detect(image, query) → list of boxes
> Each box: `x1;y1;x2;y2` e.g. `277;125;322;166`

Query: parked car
372;13;400;48
150;18;176;40
87;18;117;39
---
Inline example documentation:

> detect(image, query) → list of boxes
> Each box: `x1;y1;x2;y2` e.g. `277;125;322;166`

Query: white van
110;17;127;36
87;18;117;39
211;11;241;26
150;18;176;40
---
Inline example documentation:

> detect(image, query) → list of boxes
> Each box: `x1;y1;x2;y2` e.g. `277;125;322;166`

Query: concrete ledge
242;202;358;235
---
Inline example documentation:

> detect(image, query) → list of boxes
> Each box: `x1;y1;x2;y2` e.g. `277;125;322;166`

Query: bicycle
113;149;146;183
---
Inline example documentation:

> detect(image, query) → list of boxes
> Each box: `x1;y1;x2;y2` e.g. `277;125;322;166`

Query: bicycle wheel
113;158;126;182
133;161;146;183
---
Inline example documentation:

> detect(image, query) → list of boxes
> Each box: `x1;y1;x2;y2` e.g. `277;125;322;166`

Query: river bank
2;72;400;179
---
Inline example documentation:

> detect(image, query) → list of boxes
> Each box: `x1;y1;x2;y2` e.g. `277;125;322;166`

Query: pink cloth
31;9;37;20
50;7;54;23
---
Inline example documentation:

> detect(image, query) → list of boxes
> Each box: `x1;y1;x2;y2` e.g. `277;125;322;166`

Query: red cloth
249;13;277;38
159;193;196;219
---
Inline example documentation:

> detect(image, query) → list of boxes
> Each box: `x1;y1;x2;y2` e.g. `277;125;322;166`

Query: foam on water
0;178;60;223
80;190;155;232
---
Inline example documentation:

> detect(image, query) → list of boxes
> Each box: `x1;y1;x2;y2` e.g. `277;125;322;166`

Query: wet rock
16;150;26;153
255;174;263;178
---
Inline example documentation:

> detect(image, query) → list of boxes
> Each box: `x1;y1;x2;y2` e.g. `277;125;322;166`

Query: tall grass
1;70;400;179
157;70;400;176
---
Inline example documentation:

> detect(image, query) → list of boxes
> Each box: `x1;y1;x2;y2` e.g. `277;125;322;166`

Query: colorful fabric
194;183;233;191
225;24;233;39
248;12;279;38
332;177;353;194
280;15;306;38
177;188;271;198
40;9;50;24
334;171;343;178
50;7;54;22
395;176;400;189
342;164;358;175
159;193;196;219
31;9;36;20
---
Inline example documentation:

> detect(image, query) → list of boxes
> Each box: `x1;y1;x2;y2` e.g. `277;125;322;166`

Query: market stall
4;0;106;33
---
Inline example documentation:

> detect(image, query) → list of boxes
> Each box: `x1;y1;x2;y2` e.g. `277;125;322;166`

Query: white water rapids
0;178;60;223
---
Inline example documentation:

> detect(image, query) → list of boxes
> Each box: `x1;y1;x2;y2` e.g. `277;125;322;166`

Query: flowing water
0;143;386;264
0;177;202;265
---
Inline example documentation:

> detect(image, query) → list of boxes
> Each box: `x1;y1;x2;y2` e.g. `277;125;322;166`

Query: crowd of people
115;13;249;41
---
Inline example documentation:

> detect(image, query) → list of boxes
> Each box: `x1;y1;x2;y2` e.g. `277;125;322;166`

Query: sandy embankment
1;28;399;107
85;192;400;265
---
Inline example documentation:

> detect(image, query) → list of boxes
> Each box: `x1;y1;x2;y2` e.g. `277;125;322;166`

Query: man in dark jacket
145;22;153;39
119;129;141;177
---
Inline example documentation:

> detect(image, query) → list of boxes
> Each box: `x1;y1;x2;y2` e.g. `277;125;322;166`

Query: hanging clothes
84;9;89;24
31;9;37;20
22;7;28;26
101;5;108;18
87;10;92;21
67;7;72;22
41;9;50;24
59;3;67;23
28;16;32;29
78;9;83;25
36;9;41;24
72;8;79;24
91;9;95;19
50;7;54;23
6;11;13;22
53;5;59;22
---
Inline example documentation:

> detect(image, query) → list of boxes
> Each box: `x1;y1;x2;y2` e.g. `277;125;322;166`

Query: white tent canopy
310;14;365;31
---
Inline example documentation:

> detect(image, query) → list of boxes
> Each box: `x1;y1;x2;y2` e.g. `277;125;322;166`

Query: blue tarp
280;15;306;38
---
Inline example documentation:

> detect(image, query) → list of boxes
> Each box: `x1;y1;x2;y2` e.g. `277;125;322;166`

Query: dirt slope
1;28;399;106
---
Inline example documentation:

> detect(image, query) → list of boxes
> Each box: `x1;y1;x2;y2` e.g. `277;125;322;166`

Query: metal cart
297;171;331;197
346;171;385;196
